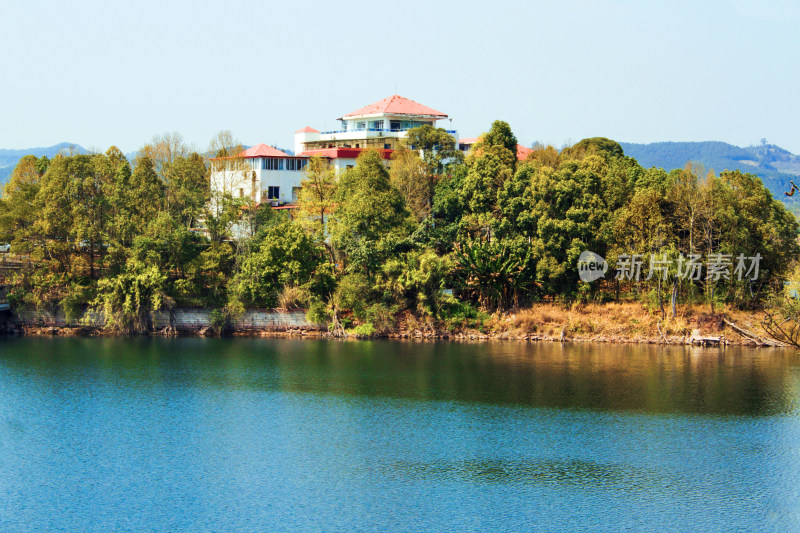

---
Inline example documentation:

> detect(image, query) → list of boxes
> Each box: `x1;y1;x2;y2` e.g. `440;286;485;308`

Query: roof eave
338;113;448;121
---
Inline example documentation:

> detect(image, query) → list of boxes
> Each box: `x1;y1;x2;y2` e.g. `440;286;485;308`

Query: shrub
93;264;168;334
365;302;397;335
351;323;376;337
278;285;309;310
305;298;330;325
439;298;487;332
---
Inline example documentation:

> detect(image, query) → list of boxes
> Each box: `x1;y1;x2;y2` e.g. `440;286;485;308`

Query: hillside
620;140;800;210
0;143;89;184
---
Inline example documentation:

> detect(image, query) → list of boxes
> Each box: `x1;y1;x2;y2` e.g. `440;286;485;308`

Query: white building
210;95;456;209
210;143;308;206
295;94;454;155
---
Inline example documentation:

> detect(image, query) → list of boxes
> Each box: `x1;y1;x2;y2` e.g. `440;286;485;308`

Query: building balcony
319;128;457;136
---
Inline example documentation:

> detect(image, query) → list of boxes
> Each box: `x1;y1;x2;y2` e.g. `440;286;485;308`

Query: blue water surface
0;337;798;531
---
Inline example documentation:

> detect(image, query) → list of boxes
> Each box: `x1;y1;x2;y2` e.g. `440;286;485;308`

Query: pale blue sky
2;0;799;153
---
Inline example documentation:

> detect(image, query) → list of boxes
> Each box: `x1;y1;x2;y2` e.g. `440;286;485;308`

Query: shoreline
9;324;782;348
3;302;789;348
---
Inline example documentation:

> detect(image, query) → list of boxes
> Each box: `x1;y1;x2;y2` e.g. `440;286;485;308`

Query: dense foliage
1;125;798;335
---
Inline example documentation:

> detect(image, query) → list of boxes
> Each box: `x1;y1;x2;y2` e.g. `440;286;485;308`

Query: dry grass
487;302;767;341
277;286;308;311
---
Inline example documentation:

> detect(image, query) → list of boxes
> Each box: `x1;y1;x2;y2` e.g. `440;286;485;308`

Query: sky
1;0;799;154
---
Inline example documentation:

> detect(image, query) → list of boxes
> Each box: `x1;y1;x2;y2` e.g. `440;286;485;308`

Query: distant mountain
0;142;89;184
620;140;800;209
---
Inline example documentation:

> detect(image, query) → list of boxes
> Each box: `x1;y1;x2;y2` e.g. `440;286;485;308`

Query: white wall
295;131;319;155
255;168;305;204
210;164;305;205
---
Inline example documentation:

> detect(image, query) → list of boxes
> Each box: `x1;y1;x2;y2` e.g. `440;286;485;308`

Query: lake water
0;337;799;531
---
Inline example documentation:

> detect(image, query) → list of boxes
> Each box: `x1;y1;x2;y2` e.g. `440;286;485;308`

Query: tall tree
330;150;410;276
139;131;189;179
389;149;430;221
402;125;462;214
164;153;209;228
0;155;48;246
298;155;337;232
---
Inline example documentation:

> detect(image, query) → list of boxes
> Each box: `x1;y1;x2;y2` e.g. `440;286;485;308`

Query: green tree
459;121;518;235
164;153;209;228
298;155;337;233
389;148;430;221
529;156;608;297
228;222;329;308
93;262;170;334
0;154;48;246
330;150;410;276
401;125;462;215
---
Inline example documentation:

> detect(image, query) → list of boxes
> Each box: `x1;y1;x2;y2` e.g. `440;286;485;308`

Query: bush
227;222;326;309
333;273;373;320
373;248;451;317
365;302;397;335
439;297;487;332
278;285;309;310
93;264;169;334
306;298;330;325
209;305;242;336
350;323;376;337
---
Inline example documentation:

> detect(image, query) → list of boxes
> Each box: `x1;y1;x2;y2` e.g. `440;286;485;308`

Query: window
286;159;309;171
292;187;301;202
238;188;244;198
390;120;401;131
371;120;384;130
267;186;280;199
356;121;366;129
384;143;391;149
263;158;285;171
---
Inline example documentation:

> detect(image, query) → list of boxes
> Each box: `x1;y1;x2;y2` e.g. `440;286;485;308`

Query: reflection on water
5;336;797;416
389;458;668;490
0;337;799;531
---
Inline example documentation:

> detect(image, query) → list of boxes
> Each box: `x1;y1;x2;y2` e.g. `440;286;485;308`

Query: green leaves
330;150;411;275
454;238;534;310
227;222;329;309
93;262;169;334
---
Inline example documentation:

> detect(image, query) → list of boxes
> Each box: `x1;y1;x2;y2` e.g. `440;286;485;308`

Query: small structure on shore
689;329;725;347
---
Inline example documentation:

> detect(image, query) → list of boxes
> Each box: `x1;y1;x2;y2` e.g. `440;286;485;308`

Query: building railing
319;128;457;135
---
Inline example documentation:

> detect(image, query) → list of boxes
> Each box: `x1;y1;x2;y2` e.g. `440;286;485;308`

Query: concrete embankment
10;308;321;336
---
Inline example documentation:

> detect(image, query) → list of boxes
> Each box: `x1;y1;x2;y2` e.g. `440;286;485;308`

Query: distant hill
620;140;800;207
4;140;799;216
0;142;89;184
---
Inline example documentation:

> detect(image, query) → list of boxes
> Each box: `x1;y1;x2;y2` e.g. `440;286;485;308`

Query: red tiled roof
240;143;289;158
458;137;480;145
295;126;319;133
301;147;394;160
341;95;447;119
516;145;534;160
